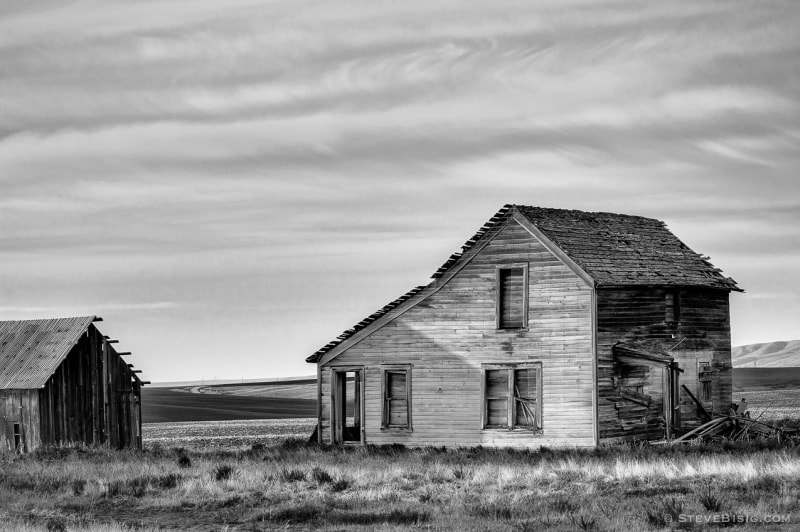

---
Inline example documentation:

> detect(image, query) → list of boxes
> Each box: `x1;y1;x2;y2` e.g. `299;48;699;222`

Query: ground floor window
482;363;542;430
381;365;411;430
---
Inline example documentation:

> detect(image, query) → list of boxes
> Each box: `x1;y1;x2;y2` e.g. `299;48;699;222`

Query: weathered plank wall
320;220;595;448
0;390;39;452
596;288;732;441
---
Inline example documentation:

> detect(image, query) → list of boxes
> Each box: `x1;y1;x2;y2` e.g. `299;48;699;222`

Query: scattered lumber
666;416;795;445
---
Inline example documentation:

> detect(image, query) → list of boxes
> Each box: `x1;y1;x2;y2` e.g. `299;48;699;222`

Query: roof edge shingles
306;204;741;363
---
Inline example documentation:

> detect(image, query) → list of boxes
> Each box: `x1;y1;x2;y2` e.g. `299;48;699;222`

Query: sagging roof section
513;205;741;292
0;316;96;389
307;204;740;364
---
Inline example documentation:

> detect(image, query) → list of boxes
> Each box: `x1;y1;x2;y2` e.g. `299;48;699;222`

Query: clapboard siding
596;288;732;441
320;220;595;448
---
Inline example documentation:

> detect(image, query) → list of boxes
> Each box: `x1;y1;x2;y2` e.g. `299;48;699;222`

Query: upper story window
665;289;681;324
496;264;528;329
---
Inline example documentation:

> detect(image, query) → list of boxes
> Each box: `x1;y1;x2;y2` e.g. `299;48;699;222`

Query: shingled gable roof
0;316;98;389
306;204;740;363
513;205;741;291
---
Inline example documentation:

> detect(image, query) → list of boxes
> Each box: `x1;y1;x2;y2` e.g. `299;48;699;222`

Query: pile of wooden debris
660;416;799;445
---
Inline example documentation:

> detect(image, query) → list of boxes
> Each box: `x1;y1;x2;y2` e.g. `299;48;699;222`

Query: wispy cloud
1;0;799;379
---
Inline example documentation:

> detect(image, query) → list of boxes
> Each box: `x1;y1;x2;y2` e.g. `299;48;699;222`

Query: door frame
330;366;365;445
663;362;684;439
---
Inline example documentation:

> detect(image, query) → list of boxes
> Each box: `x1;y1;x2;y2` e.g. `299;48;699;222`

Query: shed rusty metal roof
0;316;96;389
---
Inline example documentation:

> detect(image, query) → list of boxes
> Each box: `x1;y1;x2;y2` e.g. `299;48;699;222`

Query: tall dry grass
2;439;800;530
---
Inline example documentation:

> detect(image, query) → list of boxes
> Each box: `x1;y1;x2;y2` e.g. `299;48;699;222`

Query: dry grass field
4;431;800;531
2;372;798;531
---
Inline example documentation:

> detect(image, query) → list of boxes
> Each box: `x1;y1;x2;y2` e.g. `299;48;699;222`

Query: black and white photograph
1;0;799;530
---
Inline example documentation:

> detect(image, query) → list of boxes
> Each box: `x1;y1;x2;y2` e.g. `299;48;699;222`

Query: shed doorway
331;368;364;444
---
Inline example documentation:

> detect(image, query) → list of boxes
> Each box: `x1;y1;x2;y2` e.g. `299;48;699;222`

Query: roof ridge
512;204;663;223
0;315;97;325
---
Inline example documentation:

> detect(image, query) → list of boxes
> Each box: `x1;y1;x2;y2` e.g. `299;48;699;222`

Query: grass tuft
71;478;87;496
570;513;599;531
548;494;580;514
329;477;351;492
214;464;235;481
177;454;192;468
470;499;514;520
45;518;67;532
696;484;724;512
645;496;684;528
310;466;333;484
452;463;471;480
106;473;181;498
279;467;307;482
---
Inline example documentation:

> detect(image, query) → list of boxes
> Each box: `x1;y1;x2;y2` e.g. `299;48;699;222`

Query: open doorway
331;368;364;444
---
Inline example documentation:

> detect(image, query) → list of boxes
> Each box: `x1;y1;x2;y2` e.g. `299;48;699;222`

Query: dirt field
143;418;316;449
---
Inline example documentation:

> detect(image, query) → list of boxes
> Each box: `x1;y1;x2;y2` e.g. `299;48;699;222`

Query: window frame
665;289;681;324
697;361;712;402
381;364;412;431
12;422;22;452
481;362;542;432
495;263;529;330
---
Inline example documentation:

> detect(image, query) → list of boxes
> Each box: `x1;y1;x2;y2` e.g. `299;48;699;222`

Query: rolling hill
733;340;800;368
141;341;800;424
141;379;317;423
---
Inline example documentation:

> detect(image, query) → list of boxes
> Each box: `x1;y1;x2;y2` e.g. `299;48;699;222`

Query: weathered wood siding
320;220;595;448
596;288;732;441
1;324;142;453
0;390;40;452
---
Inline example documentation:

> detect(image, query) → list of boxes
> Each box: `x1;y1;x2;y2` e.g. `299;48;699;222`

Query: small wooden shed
0;316;146;453
307;205;741;448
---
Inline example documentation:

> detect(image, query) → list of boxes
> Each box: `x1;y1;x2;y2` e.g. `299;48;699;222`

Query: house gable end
317;215;597;447
315;210;597;367
315;214;518;366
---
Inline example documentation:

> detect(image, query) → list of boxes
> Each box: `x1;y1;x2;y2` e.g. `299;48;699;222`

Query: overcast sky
1;0;799;381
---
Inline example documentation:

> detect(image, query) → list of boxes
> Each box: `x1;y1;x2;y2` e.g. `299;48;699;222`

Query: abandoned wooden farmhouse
307;204;742;448
0;316;147;453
